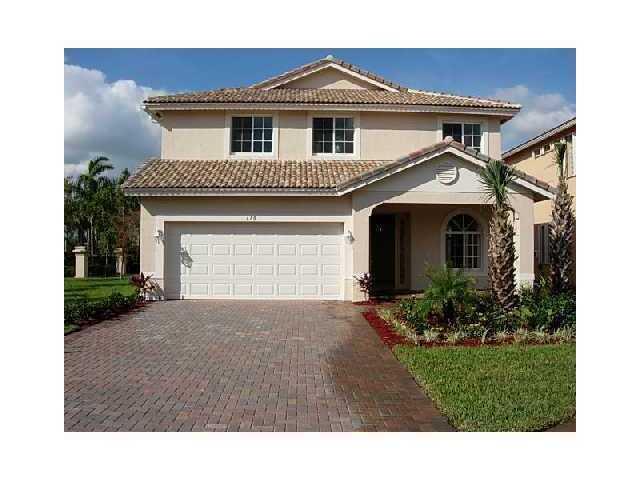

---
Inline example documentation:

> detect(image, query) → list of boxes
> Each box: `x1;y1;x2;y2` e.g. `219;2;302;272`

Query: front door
370;214;396;292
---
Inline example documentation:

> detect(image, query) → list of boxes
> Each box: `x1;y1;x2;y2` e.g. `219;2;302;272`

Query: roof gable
338;138;555;200
250;55;405;92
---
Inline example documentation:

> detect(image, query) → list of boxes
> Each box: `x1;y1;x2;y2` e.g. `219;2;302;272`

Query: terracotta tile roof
144;88;520;110
503;116;576;160
249;55;408;92
123;139;555;197
122;158;389;191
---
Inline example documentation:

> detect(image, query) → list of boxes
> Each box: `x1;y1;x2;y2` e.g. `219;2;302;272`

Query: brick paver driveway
65;301;452;432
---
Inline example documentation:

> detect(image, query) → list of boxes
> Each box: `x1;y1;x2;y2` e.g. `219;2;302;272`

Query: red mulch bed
362;310;410;349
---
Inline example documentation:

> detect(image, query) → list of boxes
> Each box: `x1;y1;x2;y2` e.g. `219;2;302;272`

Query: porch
367;203;492;294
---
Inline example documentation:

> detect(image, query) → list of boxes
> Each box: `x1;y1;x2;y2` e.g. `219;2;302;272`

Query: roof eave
123;187;340;197
503;117;577;160
142;102;520;117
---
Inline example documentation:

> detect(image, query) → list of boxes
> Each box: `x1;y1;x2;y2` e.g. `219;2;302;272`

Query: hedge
64;291;139;325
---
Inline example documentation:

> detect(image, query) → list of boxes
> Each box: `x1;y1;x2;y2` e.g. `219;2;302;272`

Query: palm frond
478;159;517;210
553;141;567;178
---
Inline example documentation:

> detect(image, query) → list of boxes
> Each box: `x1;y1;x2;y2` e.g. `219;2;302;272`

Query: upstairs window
312;117;354;154
443;122;482;152
231;116;273;153
535;143;552;157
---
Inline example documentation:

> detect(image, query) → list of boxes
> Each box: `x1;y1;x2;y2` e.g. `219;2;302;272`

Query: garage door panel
166;222;344;299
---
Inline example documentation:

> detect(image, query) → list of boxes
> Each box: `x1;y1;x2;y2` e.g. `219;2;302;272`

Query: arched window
446;214;481;269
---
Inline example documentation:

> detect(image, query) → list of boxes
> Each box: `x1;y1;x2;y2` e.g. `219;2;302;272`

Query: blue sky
64;48;576;175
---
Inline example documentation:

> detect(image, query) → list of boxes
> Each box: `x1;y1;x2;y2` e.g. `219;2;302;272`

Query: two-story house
123;55;554;301
502;117;576;282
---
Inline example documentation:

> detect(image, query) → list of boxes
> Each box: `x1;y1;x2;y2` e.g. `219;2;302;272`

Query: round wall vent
436;162;458;185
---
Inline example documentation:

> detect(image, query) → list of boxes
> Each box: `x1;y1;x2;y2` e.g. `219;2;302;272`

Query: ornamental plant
353;272;374;300
130;272;155;299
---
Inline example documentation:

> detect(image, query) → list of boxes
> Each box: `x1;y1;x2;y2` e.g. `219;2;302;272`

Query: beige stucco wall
139;196;354;298
160;110;226;159
507;127;576;225
160;110;504;161
280;68;378;90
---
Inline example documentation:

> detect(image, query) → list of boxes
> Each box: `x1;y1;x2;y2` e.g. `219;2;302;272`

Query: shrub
423;265;475;327
377;307;395;323
397;296;432;334
444;330;466;345
463;290;517;333
423;328;442;343
512;327;530;345
519;285;576;330
494;330;511;344
459;323;486;339
64;291;139;326
551;326;575;343
528;327;552;344
376;305;419;343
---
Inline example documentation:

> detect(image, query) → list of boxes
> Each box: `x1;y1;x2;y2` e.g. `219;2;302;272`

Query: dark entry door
370;214;396;291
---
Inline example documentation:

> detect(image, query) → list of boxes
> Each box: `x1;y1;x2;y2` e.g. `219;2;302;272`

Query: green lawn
394;344;576;432
64;277;136;303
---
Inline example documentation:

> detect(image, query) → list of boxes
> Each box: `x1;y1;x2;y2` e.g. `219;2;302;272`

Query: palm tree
77;157;113;254
549;142;575;293
479;159;518;310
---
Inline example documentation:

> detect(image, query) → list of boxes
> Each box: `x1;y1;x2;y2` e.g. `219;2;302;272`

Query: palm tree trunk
489;206;518;310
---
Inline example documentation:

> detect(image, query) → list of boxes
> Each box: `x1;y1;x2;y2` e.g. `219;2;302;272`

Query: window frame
307;112;360;159
438;118;488;155
445;214;482;270
440;210;487;274
224;112;278;159
311;117;355;155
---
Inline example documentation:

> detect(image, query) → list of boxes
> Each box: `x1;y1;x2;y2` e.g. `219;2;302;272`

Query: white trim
439;209;489;275
144;103;518;117
436;117;488;156
223;111;279;160
125;187;337;197
306;112;361;160
261;63;399;92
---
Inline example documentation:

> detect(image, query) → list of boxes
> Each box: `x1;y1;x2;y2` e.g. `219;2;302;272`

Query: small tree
479;159;518;311
549;142;576;293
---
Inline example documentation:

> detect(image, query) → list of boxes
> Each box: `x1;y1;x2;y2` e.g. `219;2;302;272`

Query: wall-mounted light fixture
153;229;164;244
344;230;354;244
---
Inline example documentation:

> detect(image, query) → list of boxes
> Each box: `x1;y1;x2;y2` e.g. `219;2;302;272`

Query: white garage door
165;222;344;299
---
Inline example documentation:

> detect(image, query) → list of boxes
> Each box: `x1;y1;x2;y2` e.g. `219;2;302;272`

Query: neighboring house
123;55;554;302
502;117;576;281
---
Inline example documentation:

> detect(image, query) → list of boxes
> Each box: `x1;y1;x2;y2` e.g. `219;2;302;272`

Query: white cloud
494;85;575;150
64;64;165;176
64;160;89;177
